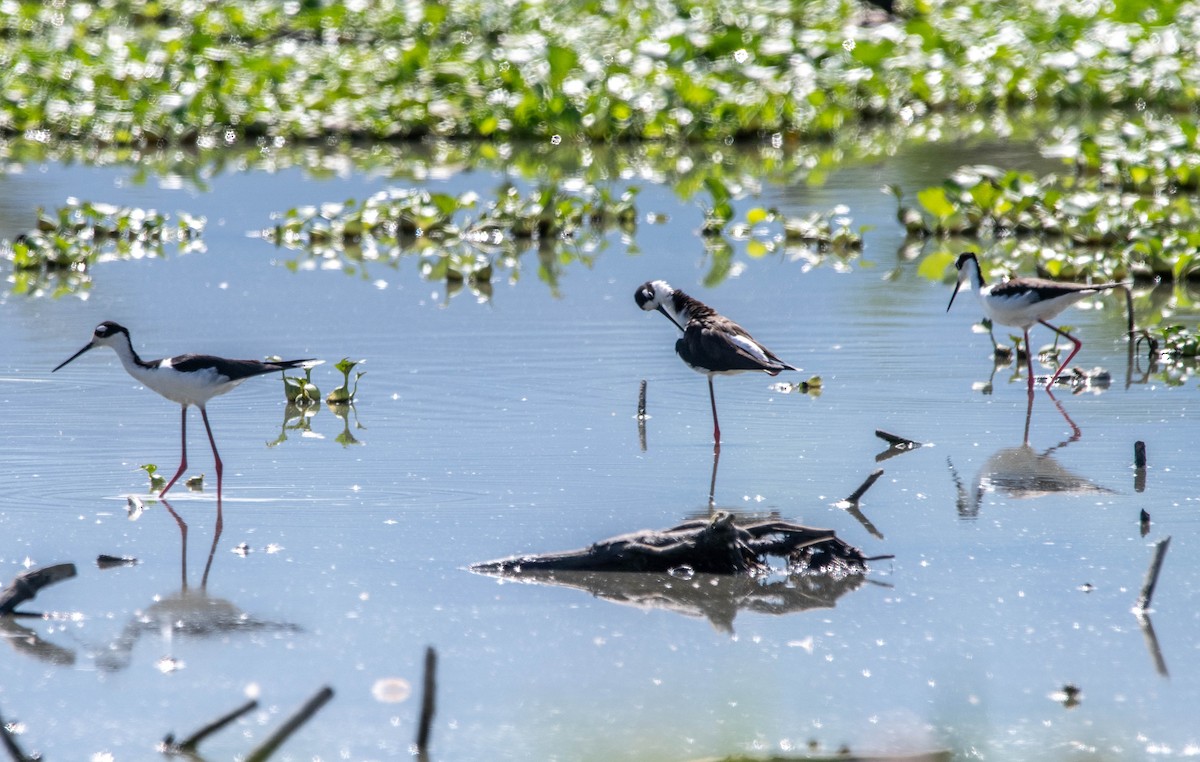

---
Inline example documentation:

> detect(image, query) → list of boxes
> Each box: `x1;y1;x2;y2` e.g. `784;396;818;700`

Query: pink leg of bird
1040;319;1083;390
160;405;189;498
199;405;224;498
708;376;721;446
1023;329;1036;396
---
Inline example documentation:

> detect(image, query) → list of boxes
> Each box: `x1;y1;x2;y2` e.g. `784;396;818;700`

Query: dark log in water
471;511;888;577
0;563;77;615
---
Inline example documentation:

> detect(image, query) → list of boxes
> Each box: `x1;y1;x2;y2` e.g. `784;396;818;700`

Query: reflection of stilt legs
161;496;224;592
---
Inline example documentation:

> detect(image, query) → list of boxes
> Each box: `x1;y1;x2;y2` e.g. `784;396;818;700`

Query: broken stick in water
163;698;258;755
845;469;884;504
245;686;334;762
875;430;923;462
0;563;77;616
637;380;647;419
416;646;438;759
1135;536;1171;613
0;706;32;762
1139;509;1151;538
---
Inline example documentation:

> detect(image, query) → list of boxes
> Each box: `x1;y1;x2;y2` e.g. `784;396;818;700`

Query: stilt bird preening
636;280;797;445
53;321;315;497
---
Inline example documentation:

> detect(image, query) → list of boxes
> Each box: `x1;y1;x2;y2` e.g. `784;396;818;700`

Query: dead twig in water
245;687;334;762
0;707;33;762
836;469;885;540
1135;536;1171;614
844;469;884;504
1133;440;1147;493
163;698;259;756
875;430;924;462
416;647;437;760
0;563;77;616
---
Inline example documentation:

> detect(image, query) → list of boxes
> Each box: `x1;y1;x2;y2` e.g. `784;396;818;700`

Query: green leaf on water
916;187;955;220
917;250;960;282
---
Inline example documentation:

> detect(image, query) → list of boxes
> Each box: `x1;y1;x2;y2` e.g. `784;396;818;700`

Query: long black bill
657;305;685;332
946;280;964;313
53;342;96;372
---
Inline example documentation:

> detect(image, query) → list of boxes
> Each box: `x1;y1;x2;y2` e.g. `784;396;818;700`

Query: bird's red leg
199;405;224;498
1023;329;1036;396
708;376;721;446
160;405;189;497
1040;320;1083;390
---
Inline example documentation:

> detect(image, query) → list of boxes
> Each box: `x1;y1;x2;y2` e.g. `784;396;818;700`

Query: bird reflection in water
950;394;1114;518
93;499;299;672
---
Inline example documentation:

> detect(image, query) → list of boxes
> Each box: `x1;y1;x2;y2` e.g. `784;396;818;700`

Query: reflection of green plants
326;359;364;404
264;184;638;299
1;199;206;298
328;402;366;448
268;403;320;447
139;464;166;494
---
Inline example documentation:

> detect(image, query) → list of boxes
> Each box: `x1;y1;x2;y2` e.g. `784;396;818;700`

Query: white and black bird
53;321;314;497
635;280;797;445
947;251;1127;393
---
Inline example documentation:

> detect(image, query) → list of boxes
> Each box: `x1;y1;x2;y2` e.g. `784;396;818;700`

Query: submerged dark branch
472;511;886;577
0;563;77;615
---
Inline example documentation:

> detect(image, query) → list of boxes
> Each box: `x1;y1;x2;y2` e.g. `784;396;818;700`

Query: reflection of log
472;512;886;577
0;616;75;666
0;563;77;615
471;568;886;633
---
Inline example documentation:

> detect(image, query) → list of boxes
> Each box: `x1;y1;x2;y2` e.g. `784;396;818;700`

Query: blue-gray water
2;140;1198;760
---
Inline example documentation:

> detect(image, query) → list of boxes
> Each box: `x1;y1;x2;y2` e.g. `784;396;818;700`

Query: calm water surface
2;139;1198;761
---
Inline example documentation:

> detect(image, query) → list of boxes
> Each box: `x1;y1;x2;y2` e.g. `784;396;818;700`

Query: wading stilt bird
635;280;797;445
53;321;314;497
946;251;1127;393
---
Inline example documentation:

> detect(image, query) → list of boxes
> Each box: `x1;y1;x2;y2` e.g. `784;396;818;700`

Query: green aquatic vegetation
1;199;206;298
281;365;321;406
325;358;365;405
901;163;1200;284
4;0;1199;143
264;183;638;299
139;464;166;494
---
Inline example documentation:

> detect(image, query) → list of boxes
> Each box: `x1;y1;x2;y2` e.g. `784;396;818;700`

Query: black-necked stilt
635;280;797;445
947;252;1127;393
53;321;314;497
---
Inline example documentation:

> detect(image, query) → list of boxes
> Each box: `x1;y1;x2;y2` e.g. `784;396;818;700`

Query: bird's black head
635;281;656;311
93;321;130;341
53;320;132;372
954;251;979;272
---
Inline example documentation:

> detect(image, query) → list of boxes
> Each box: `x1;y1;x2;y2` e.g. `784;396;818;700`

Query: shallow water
2;138;1199;761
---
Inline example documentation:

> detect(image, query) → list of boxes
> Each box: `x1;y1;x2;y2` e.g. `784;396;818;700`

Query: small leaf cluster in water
1;199;206;298
326;359;365;405
274;361;365;448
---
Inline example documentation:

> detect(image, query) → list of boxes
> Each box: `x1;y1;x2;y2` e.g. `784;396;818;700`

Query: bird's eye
95;324;107;334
